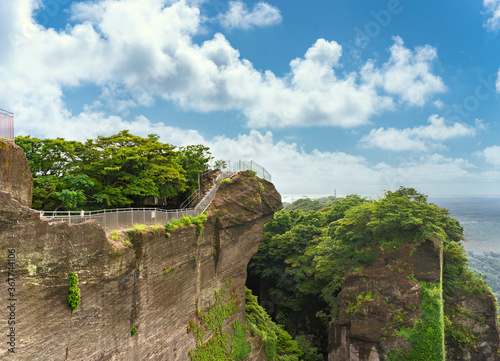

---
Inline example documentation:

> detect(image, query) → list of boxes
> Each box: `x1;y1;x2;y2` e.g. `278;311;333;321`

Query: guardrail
227;160;271;181
0;109;14;143
33;171;235;234
32;161;270;234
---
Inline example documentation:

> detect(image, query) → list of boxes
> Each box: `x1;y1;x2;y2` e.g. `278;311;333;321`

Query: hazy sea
430;197;500;254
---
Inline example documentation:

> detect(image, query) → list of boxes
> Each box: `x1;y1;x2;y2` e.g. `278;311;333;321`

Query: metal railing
180;189;200;209
227;160;271;181
31;161;271;234
0;109;14;143
32;171;234;234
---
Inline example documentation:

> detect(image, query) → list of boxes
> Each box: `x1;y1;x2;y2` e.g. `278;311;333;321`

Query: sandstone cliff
0;139;32;207
0;153;281;361
328;238;500;361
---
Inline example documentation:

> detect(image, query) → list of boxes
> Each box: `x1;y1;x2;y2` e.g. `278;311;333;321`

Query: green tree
176;145;213;192
16;135;84;176
76;130;187;208
17;131;195;210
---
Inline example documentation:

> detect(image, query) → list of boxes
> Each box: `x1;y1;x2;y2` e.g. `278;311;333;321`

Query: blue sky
1;0;500;199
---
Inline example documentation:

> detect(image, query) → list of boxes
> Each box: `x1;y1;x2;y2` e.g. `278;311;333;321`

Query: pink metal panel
0;109;14;142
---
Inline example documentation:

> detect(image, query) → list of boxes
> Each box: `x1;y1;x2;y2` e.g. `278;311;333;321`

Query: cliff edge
0;139;32;207
0;151;281;360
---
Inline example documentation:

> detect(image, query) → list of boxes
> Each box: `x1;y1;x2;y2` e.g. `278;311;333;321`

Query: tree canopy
247;188;488;354
16;131;214;210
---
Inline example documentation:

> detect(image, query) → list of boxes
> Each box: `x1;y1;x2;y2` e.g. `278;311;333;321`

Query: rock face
0;139;32;207
328;238;500;361
0;167;281;360
328;240;441;361
445;292;500;361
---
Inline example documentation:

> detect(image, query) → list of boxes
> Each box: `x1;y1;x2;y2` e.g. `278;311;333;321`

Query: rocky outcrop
0;139;32;207
328;238;500;361
329;240;441;361
0;167;281;360
445;292;500;361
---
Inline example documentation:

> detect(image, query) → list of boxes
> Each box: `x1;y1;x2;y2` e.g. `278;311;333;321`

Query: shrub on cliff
68;272;81;313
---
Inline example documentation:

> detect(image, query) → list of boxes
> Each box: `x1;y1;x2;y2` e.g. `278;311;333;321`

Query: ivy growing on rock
68;272;81;313
187;280;250;361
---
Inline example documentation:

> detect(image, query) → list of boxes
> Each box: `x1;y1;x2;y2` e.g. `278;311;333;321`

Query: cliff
0;140;32;207
329;238;500;361
0;147;281;361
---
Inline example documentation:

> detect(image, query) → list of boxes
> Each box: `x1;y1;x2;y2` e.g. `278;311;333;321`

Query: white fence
227;160;271;181
33;171;233;233
32;161;270;234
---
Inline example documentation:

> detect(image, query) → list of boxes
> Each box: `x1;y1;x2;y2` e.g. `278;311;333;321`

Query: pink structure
0;109;14;142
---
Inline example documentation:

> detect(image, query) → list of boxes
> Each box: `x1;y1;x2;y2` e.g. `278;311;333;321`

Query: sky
1;0;500;199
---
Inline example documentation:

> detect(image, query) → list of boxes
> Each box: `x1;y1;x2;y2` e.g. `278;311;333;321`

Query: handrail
180;189;200;209
227;160;271;181
31;161;271;234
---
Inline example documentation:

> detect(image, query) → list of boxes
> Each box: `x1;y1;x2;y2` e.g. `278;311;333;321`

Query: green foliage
187;280;250;361
220;178;231;185
465;252;500;302
230;320;252;361
16;132;213;211
176;145;213;192
245;288;321;361
166;214;207;236
248;187;488;357
295;335;323;361
345;291;375;317
444;304;480;353
150;224;165;235
163;267;175;275
68;272;81;313
132;224;147;233
131;326;137;336
387;282;444;361
109;230;120;241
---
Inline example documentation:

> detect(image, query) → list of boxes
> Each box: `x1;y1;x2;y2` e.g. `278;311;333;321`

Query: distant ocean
430;197;500;254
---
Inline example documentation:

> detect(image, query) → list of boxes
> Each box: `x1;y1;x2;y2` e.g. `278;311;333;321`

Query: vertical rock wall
0;166;281;360
328;237;500;361
0;139;32;208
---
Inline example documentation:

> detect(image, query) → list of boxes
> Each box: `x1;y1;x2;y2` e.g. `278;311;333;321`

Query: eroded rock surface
0;168;281;360
0;139;32;207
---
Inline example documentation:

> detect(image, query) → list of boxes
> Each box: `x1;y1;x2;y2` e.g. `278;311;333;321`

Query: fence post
104;209;106;233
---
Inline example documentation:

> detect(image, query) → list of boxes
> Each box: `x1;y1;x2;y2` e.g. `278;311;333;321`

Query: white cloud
484;0;500;31
360;115;482;151
219;1;282;30
482;145;500;167
497;68;500;93
204;130;480;197
361;36;446;106
0;0;449;141
433;99;444;109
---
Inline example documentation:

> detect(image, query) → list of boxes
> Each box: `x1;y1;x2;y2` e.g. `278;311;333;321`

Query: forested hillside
16;131;214;210
247;188;497;359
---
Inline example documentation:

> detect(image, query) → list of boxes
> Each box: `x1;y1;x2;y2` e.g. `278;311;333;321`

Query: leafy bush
68;272;81;313
187;280;250;361
109;230;120;241
166;214;207;237
245;288;321;361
